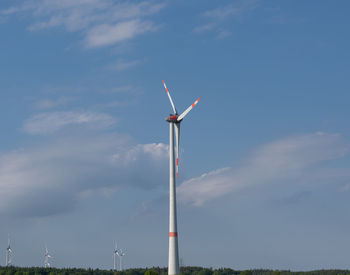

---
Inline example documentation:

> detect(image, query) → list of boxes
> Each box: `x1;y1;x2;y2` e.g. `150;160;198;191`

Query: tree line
1;267;350;275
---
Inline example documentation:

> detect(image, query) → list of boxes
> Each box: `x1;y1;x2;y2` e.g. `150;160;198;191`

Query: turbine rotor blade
163;80;177;114
177;97;200;121
175;123;180;178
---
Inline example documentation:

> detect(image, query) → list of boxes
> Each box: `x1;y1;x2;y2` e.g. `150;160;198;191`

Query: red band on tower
169;232;178;237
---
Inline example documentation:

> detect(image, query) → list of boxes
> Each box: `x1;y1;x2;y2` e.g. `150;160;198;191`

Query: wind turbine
6;234;12;266
162;80;200;275
44;245;53;267
113;241;118;271
116;248;126;271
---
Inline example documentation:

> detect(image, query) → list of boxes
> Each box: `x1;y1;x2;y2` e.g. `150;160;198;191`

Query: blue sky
0;0;350;271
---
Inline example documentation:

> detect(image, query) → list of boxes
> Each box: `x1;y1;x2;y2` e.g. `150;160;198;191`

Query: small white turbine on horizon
162;80;200;275
113;241;118;271
44;245;53;268
116;248;126;271
6;234;13;267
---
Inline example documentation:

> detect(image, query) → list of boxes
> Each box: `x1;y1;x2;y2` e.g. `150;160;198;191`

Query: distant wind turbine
162;80;200;275
113;241;118;271
6;234;13;266
44;245;53;267
116;248;126;271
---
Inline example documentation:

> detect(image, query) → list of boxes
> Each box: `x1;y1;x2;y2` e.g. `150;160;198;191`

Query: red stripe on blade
169;232;178;237
162;80;169;93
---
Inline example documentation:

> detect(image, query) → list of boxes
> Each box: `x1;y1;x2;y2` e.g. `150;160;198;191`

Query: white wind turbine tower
44;245;53;267
113;241;118;271
116;248;126;271
6;234;13;267
162;80;200;275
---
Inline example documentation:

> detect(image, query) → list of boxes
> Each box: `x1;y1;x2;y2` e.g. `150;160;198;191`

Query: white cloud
193;23;216;33
178;132;349;206
3;0;165;47
35;97;72;109
1;6;21;15
23;111;116;134
194;0;259;37
202;0;258;20
85;20;156;48
0;134;168;217
109;58;143;71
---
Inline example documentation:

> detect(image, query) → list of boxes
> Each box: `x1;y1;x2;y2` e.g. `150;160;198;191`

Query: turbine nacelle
166;114;181;123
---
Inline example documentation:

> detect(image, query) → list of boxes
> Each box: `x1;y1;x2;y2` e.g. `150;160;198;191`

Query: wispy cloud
0;134;168;217
178;132;349;206
85;20;157;48
194;0;259;38
109;58;143;71
23;111;116;135
2;0;165;48
202;0;258;20
35;96;72;109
